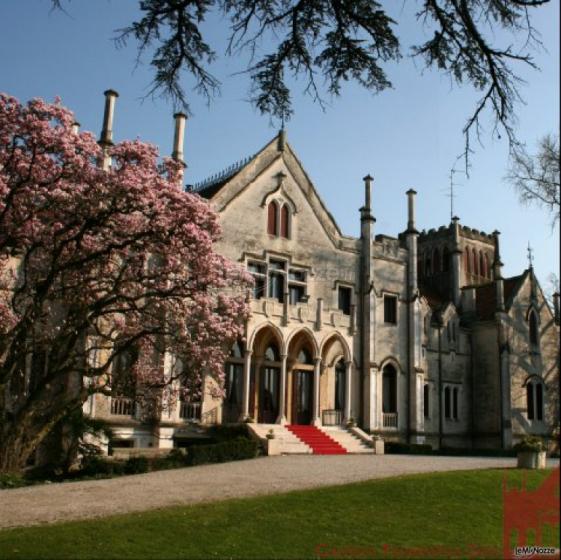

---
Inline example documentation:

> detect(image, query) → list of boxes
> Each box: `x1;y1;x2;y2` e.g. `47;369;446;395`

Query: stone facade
85;129;559;453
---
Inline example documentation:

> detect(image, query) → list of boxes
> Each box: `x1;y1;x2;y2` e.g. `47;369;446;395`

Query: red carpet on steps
287;425;347;455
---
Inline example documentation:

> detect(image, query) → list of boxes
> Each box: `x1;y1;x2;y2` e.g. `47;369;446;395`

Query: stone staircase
248;424;374;455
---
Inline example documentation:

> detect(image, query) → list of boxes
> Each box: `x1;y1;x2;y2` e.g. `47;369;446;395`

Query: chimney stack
99;89;119;146
406;189;417;232
363;175;373;211
71;121;80;135
172;112;187;163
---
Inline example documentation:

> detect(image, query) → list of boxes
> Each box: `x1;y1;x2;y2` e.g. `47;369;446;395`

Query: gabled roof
188;131;346;246
474;273;525;320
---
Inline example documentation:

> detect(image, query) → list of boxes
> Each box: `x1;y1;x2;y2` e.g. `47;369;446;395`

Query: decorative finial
527;242;534;269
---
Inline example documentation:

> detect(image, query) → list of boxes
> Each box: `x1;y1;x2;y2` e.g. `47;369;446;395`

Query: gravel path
1;455;557;530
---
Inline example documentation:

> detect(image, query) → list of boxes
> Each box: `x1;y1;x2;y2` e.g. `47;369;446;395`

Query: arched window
472;248;479;276
433;248;441;274
335;360;346;412
267;201;278;235
442;247;450;272
452;387;459;420
485;254;491;279
224;341;244;421
425;252;432;276
465;248;471;274
423;383;430;418
479;251;485;278
526;378;544;421
382;364;397;414
230;340;244;359
296;347;313;364
264;343;280;362
280;204;290;238
529;310;538;346
444;386;451;419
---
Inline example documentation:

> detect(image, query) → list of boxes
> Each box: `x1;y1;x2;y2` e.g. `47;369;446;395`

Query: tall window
338;286;352;315
465;248;471;274
280;204;290;238
112;345;138;397
335;360;346;411
472;248;478;276
224;342;244;421
288;268;306;304
384;295;398;324
529;310;538;346
452;387;459;420
423;383;430;418
485;254;491;279
526;379;544;421
442;247;450;272
268;259;285;302
444;386;451;419
479;251;485;278
433;248;441;273
267;201;278;235
248;261;266;299
425;252;432;276
382;364;397;413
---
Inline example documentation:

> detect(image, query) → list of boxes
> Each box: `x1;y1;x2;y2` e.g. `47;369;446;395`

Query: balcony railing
322;409;342;426
179;401;201;422
111;397;135;416
382;412;398;428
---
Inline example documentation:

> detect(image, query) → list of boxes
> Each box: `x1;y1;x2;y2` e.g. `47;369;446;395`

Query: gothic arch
285;327;320;360
319;332;351;363
247;322;285;355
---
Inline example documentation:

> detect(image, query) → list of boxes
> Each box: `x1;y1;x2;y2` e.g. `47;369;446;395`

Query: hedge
185;437;259;466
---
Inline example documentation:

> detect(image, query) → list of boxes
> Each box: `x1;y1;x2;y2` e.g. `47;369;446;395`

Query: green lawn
0;469;558;559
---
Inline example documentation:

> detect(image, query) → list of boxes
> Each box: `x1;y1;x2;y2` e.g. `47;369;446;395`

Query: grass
0;469;558;559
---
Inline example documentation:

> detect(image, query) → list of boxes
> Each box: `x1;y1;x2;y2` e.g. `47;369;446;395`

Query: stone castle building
85;92;559;454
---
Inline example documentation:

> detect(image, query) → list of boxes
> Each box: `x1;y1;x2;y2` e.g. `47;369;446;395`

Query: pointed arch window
267;201;278;235
485;254;491;279
472;248;479;276
526;378;544;421
529;310;538;346
444;386;451;419
442;247;450;272
382;364;397;414
479;251;485;278
465;248;471;274
280;204;290;238
433;248;441;274
335;360;346;412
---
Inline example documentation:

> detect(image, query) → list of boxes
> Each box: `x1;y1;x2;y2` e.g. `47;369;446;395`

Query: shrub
513;436;545;453
80;455;117;477
208;424;251;441
384;442;433;455
0;473;28;489
186;437;259;466
123;456;150;474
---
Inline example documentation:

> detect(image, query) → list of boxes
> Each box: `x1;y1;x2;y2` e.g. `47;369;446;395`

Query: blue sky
1;1;559;289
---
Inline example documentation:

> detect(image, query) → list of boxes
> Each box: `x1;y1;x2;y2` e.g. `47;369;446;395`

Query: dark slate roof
186;154;256;199
420;284;449;311
474;274;524;320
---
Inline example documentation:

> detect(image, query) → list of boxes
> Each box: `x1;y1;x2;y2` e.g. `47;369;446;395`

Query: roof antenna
447;154;465;222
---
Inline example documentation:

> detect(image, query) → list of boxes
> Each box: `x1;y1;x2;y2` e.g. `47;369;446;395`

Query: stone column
276;353;288;424
313;358;322;425
241;350;253;420
344;360;352;422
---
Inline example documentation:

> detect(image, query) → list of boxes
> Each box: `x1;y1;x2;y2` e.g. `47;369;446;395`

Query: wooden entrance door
259;366;279;423
292;370;313;425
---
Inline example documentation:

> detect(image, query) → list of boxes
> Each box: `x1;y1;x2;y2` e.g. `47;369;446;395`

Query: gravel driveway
1;455;556;530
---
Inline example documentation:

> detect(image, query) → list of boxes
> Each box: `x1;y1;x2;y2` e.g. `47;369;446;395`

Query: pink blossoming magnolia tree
0;94;251;473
